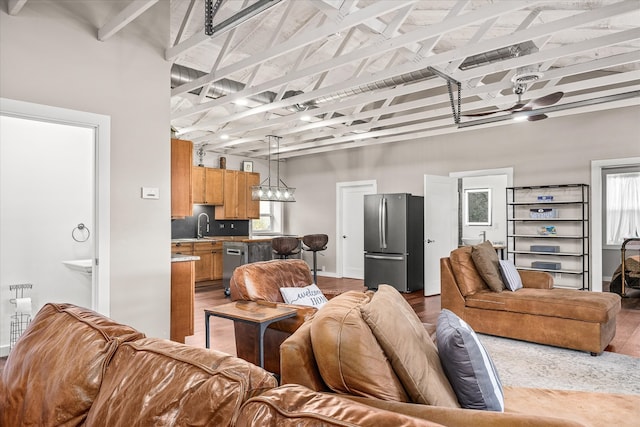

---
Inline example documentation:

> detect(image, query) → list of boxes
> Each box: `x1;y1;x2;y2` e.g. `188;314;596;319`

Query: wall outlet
321;266;325;272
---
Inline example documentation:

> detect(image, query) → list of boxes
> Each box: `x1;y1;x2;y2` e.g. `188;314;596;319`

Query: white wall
0;1;171;337
285;106;640;275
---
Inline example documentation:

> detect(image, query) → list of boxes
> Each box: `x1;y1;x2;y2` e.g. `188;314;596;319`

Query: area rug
479;334;640;395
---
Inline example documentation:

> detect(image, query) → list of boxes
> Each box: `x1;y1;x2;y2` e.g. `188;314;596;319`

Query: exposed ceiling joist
8;0;28;16
98;0;159;41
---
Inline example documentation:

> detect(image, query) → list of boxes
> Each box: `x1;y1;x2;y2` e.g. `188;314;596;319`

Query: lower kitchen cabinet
171;260;194;343
193;241;223;284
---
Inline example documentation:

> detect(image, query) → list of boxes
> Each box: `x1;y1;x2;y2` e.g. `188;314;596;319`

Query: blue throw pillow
436;309;504;412
499;259;523;291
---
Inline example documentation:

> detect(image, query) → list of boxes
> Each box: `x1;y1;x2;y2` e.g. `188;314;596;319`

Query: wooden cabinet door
171;139;193;218
194;243;214;281
245;172;260;219
192;166;206;204
216;170;239;219
205;168;224;205
171;261;194;343
236;171;247;219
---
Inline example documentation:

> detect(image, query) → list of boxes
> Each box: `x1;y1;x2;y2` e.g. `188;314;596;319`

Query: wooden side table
204;301;297;369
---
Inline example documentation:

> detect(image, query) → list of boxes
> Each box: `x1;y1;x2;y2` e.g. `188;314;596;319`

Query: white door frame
591;156;640;293
1;98;111;315
336;180;377;278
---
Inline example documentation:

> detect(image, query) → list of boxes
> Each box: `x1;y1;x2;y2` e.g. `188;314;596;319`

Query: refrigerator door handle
381;197;387;249
378;198;383;248
365;254;404;261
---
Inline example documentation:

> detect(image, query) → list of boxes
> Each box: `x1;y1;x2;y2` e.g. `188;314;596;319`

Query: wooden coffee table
204;300;297;369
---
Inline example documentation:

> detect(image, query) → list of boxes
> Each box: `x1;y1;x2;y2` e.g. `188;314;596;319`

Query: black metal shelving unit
506;184;589;290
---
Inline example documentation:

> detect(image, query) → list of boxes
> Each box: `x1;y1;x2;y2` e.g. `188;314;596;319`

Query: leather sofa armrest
280;320;329;392
519;270;554;289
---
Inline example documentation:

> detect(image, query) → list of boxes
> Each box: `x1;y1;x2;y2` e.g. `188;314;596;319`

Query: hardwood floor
189;277;640;359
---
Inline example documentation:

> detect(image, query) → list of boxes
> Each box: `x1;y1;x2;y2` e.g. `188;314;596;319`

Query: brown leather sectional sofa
0;302;445;426
441;246;621;355
280;288;639;427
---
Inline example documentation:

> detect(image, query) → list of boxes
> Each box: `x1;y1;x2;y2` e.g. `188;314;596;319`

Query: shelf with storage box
507;184;589;290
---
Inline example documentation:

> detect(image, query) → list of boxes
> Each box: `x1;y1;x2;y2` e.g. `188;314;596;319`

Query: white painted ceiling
11;0;640;159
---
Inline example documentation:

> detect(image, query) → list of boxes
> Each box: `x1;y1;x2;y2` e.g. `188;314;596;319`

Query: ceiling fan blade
527;113;548;121
524;92;564;109
461;102;526;117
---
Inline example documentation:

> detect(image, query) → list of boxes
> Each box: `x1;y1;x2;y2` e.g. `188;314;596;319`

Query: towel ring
72;223;90;242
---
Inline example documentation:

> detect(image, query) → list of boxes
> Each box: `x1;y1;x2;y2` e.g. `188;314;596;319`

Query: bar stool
272;236;300;259
302;234;328;284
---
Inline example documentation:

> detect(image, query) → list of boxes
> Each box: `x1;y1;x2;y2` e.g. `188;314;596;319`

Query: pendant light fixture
251;135;296;202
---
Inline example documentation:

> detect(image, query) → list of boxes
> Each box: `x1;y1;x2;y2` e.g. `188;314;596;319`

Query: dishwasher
222;241;274;296
222;242;247;296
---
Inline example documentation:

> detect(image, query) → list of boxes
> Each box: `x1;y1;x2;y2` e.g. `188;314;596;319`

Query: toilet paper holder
9;283;33;306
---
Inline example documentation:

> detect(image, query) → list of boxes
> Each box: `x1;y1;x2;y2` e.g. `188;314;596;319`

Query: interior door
424;175;458;296
339;182;376;279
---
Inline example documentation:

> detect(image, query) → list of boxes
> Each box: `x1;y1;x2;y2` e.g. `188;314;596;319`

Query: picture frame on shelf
242;161;253;172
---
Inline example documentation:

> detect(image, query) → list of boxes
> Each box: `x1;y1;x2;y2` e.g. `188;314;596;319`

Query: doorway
336;180;377;279
591;157;640;292
0;99;110;356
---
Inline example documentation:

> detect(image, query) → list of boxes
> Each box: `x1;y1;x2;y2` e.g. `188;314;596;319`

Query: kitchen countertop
171;254;200;263
172;236;301;244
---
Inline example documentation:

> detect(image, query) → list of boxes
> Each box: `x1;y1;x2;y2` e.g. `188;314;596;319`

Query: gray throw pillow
436;309;504;412
499;259;523;291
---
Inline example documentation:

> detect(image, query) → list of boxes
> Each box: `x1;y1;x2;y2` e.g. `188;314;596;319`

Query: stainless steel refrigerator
364;193;424;293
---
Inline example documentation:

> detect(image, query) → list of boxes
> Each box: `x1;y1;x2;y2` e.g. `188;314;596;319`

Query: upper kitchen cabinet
245;172;260;219
216;170;246;219
215;170;259;220
171;138;193;219
192;166;224;205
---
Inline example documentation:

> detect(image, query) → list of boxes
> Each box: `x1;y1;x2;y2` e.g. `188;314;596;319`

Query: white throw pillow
499;259;523;291
280;284;328;308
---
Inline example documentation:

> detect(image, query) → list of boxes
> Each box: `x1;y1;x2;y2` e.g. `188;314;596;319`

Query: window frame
602;165;640;249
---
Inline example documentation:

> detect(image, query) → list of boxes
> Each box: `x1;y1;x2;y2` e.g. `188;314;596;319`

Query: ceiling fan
462;67;564;122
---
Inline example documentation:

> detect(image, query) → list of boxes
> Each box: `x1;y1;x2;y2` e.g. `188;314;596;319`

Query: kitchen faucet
197;212;210;239
479;231;486;242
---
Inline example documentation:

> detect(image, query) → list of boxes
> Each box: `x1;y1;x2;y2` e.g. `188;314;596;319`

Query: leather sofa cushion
0;303;144;427
310;291;409;402
236;384;447;427
231;259;313;302
361;285;459;407
450;247;490;296
85;337;277;426
471;241;505;292
465;288;621;323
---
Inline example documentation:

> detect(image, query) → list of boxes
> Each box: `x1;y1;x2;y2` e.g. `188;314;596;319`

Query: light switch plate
141;187;159;199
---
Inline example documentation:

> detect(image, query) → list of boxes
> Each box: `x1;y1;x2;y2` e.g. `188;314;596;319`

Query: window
251;201;283;234
603;167;640;246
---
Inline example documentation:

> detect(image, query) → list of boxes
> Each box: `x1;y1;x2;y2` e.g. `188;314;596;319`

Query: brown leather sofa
280;289;639;427
0;302;455;427
229;258;362;374
441;246;621;355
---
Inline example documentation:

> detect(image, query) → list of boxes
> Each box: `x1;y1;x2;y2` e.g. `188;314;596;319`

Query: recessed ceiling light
220;134;230;140
233;99;248;106
300;115;311;121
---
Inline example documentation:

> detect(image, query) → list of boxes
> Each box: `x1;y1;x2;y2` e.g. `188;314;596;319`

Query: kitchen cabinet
192;166;224;205
216;170;245;219
507;184;589;290
171;139;193;218
215;170;260;220
171;260;195;343
245;172;261;219
193;241;223;284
